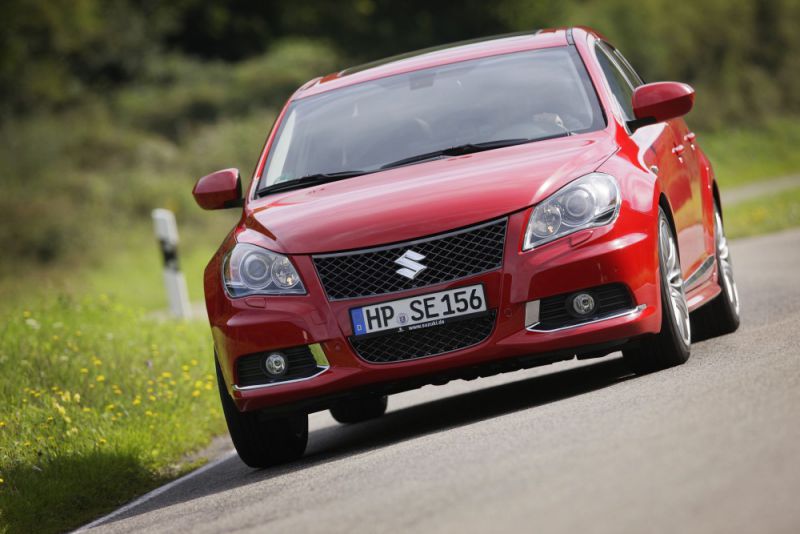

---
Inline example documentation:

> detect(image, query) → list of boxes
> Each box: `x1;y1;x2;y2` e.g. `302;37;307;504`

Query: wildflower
98;437;107;445
82;407;91;413
80;368;89;374
73;393;80;403
53;402;66;416
161;371;172;379
132;398;141;406
204;382;213;391
182;365;190;372
92;358;102;367
145;410;154;417
96;375;105;382
191;359;198;366
105;404;115;412
67;427;78;437
0;478;4;484
23;310;31;317
0;421;4;428
192;390;201;398
149;395;156;402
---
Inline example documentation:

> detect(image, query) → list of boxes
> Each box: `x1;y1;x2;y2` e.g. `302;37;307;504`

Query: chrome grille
313;219;507;301
349;312;496;363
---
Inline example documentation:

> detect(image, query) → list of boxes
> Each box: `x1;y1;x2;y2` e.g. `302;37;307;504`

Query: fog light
264;352;288;376
570;292;596;316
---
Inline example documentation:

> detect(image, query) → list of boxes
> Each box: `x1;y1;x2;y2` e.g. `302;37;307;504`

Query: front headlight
222;243;306;297
523;172;620;250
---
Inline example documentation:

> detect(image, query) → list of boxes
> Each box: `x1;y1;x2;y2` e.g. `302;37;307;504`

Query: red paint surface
198;28;722;412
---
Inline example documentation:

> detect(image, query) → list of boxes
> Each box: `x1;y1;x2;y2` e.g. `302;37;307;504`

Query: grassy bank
0;297;224;533
725;187;800;239
702;119;800;188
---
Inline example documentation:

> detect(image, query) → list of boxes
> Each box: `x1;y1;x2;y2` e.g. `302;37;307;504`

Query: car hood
244;132;617;254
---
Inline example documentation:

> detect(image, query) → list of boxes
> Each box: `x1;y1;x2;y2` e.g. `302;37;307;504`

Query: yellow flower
82;407;92;413
0;421;5;428
105;404;115;412
98;437;107;445
93;358;102;367
96;375;105;382
80;368;89;374
73;393;80;403
191;390;201;398
23;310;31;317
181;365;190;372
132;398;141;406
191;359;198;366
161;371;172;379
149;395;156;402
204;383;213;391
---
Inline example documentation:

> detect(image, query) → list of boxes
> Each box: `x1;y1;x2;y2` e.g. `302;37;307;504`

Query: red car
194;27;740;468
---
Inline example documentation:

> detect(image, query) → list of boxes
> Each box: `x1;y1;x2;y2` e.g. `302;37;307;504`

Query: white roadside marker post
152;208;192;320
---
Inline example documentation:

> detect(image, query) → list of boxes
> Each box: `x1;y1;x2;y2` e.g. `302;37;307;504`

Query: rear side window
595;43;635;121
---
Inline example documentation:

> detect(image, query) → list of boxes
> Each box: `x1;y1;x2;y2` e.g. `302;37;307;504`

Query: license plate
350;285;487;336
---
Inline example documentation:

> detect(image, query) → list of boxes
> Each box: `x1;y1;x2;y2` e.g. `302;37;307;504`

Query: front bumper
207;206;661;413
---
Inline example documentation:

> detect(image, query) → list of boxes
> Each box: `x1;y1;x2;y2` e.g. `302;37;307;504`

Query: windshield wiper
379;133;571;171
256;170;370;197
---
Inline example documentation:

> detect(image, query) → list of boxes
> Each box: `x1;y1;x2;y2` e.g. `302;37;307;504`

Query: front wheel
623;208;691;373
216;357;308;468
691;200;741;340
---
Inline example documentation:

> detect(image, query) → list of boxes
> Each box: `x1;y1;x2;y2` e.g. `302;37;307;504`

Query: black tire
623;208;691;374
216;357;308;468
330;395;388;424
691;201;741;341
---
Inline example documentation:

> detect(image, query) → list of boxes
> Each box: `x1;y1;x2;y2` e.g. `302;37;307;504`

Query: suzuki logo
394;250;427;280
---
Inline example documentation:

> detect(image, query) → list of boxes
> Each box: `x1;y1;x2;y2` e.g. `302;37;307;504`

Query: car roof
292;27;594;100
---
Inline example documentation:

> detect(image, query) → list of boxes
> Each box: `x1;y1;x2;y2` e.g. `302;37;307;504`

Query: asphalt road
87;229;800;534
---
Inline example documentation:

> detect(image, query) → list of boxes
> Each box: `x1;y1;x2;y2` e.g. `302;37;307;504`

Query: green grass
724;187;800;239
0;296;225;533
701;118;800;188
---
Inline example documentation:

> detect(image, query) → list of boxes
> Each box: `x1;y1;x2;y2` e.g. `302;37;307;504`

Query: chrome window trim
526;304;647;333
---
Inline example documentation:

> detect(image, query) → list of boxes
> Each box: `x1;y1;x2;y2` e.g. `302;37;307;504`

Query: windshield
258;47;604;191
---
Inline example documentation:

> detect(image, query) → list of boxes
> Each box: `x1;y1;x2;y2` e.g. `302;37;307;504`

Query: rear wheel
330;395;388;424
216;357;308;468
691;201;741;340
623;208;691;373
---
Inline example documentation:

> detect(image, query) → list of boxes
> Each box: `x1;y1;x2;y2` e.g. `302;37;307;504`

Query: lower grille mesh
350;312;496;363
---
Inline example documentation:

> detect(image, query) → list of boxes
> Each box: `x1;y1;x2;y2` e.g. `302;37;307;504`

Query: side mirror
629;82;695;131
192;168;243;210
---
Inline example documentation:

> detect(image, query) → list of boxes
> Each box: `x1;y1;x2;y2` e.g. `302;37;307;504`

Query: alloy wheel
660;216;691;346
715;210;740;316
